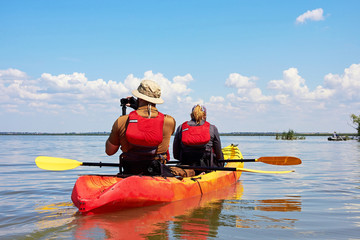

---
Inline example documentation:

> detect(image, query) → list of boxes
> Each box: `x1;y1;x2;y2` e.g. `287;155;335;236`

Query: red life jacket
181;121;211;146
126;111;164;147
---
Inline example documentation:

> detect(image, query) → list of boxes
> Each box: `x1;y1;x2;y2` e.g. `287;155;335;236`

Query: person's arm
172;125;182;160
105;119;121;156
211;125;223;160
105;138;119;156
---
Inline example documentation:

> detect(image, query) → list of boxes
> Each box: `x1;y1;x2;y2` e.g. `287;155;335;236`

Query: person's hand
120;96;138;109
127;96;138;110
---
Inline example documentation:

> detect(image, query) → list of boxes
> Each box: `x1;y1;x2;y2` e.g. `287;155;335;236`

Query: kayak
71;144;243;214
327;136;346;141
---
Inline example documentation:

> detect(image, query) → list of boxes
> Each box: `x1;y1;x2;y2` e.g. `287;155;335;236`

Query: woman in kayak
173;105;224;171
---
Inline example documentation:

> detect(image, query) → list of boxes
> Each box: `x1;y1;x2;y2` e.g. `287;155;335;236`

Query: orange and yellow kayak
71;144;243;214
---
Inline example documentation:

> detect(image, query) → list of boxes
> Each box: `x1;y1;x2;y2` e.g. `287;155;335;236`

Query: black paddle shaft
167;159;256;164
218;159;256;163
177;165;238;171
82;162;120;168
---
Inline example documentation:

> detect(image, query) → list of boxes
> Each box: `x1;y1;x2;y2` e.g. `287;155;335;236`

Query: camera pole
122;105;127;116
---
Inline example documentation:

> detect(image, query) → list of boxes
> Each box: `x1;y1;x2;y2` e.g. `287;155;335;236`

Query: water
0;135;359;239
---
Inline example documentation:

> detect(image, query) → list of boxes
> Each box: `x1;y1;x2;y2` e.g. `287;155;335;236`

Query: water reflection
35;202;77;231
222;196;301;229
72;183;242;239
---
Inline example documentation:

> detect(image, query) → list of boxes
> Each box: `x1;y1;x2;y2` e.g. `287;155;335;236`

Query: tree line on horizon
1;113;359;139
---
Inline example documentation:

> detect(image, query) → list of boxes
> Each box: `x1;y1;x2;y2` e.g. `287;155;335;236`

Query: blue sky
1;0;360;133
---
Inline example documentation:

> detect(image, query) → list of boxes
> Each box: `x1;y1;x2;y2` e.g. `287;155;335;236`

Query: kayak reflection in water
173;104;224;177
72;181;241;239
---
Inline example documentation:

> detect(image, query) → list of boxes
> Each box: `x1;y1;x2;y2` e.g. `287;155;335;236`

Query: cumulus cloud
2;65;360;132
225;73;257;89
41;72;128;99
324;63;360;100
296;8;325;24
268;67;334;103
210;96;225;103
122;70;193;102
225;73;272;103
0;68;27;81
0;69;194;114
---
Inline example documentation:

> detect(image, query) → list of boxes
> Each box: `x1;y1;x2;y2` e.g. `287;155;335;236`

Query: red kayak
71;144;243;214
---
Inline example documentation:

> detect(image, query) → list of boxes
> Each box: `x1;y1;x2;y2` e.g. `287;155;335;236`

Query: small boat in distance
328;132;347;141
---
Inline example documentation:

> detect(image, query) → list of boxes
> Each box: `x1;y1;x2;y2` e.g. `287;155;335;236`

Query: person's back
106;80;176;175
173;105;223;169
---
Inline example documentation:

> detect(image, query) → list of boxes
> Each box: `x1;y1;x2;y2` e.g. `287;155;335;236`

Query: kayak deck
71;144;243;214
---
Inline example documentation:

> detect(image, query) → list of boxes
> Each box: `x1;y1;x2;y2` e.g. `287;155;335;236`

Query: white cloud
0;69;194;115
225;73;257;89
274;94;289;105
210;96;225;103
124;73;142;91
225;73;272;103
268;67;334;103
122;70;193;102
324;63;360;100
1;65;359;133
268;68;308;95
296;8;325;24
0;68;27;81
41;72;129;99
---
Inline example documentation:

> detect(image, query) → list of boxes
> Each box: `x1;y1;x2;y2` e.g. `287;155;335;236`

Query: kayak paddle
35;156;294;174
177;165;294;174
35;156;119;171
167;156;302;166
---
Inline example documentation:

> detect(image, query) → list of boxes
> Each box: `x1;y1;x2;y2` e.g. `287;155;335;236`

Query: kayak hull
71;144;243;214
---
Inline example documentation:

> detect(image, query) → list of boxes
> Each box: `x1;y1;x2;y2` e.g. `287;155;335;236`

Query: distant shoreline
0;132;357;136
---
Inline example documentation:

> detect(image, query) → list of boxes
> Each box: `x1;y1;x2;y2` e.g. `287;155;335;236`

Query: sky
1;0;360;133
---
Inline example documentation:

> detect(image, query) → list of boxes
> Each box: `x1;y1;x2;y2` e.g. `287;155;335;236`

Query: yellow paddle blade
35;156;83;171
256;156;302;165
236;167;294;174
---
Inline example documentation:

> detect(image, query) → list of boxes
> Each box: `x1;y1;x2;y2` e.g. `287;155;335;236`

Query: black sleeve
172;125;182;160
211;125;223;160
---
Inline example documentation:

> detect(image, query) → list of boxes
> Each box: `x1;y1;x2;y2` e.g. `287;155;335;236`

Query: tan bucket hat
132;80;164;104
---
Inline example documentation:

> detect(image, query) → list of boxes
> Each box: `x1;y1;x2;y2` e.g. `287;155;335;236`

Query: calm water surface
0;135;359;239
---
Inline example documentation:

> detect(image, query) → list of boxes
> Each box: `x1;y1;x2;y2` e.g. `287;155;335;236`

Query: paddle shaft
85;163;242;172
175;165;294;174
82;162;119;167
177;165;238;171
168;156;301;166
218;159;255;162
167;159;256;164
84;162;285;173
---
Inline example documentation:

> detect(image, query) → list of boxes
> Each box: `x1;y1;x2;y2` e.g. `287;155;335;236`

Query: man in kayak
173;104;224;174
105;80;176;175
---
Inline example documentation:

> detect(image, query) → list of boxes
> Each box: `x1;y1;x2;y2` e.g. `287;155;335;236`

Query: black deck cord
191;177;203;195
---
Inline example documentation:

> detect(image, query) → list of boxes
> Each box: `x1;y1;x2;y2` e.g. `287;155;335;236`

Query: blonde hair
191;105;206;124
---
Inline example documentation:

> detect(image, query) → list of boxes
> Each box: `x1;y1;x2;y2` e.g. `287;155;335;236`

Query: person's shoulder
164;114;174;119
115;114;129;124
208;122;219;130
164;114;176;123
118;114;129;120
